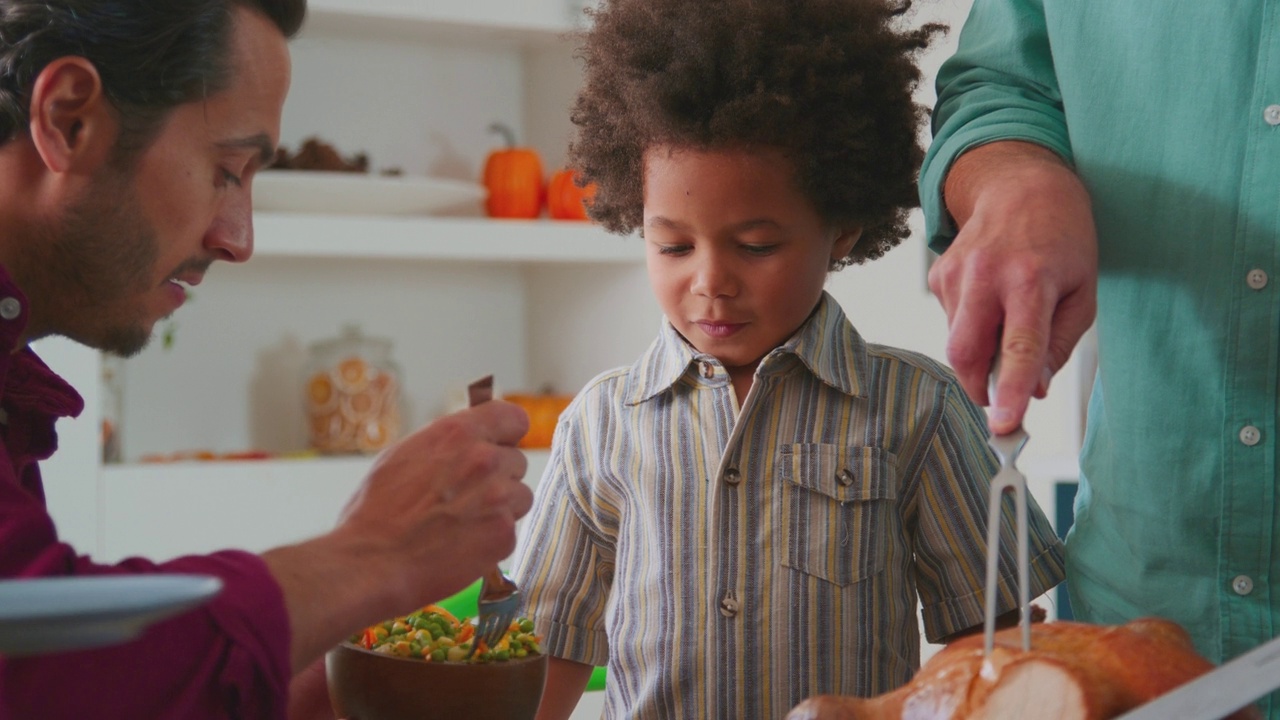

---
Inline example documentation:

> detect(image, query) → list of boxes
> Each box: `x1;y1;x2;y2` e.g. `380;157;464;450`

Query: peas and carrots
351;604;541;664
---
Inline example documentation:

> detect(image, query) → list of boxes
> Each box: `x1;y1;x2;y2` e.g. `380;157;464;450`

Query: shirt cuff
531;614;610;668
919;541;1067;643
921;126;1075;255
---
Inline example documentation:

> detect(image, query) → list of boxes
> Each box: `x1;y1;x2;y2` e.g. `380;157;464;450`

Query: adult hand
335;398;532;600
264;398;532;670
929;140;1097;434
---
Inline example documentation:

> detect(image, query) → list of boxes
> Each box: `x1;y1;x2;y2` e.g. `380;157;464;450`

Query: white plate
253;170;484;216
0;575;223;656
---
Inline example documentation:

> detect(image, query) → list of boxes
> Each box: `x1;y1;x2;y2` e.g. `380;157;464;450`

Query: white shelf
254;214;643;264
102;455;376;483
99;452;553;562
102;450;551;483
303;0;584;47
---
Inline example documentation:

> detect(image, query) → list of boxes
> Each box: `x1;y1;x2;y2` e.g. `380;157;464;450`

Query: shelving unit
253;214;642;263
37;0;660;596
32;0;1092;569
303;0;585;45
36;13;634;714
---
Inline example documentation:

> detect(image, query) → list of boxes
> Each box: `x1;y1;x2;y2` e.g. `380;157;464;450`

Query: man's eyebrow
218;133;276;164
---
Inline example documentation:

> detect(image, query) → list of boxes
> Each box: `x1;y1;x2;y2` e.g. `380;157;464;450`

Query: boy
512;1;1066;718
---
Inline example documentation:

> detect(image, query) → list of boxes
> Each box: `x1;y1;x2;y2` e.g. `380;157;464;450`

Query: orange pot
504;393;573;449
483;123;543;219
546;168;597;221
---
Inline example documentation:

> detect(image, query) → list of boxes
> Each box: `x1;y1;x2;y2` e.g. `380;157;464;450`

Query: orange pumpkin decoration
503;392;574;449
546;168;597;221
483;123;543;219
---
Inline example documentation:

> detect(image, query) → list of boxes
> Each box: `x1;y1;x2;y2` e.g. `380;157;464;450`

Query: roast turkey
787;618;1261;720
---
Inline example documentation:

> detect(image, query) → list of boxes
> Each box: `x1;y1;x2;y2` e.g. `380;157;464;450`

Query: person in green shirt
920;1;1280;716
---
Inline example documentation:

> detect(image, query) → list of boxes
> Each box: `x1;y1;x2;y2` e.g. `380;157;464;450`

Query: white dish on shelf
0;574;223;656
253;170;484;216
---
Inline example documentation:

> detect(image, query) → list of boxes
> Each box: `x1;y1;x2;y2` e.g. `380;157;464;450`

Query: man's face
45;7;291;355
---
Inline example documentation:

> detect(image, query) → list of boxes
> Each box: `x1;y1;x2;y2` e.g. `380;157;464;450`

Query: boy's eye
742;244;778;256
656;244;692;256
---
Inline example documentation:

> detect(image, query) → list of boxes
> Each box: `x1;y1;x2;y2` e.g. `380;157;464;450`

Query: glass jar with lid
304;325;403;454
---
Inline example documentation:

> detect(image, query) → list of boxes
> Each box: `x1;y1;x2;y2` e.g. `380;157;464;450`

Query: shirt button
700;361;715;379
1266;105;1280;125
836;469;855;486
1247;269;1269;290
0;297;20;321
1232;575;1254;595
724;468;741;486
1240;425;1262;446
719;596;740;617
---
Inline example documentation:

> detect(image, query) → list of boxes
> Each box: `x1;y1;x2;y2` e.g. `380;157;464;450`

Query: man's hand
264;398;533;671
336;398;532;600
930;140;1098;434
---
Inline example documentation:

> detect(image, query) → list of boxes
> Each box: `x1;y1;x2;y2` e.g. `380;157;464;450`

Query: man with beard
0;2;533;719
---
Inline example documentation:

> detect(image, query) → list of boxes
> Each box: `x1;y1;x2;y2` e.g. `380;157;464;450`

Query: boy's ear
831;228;863;262
27;56;117;174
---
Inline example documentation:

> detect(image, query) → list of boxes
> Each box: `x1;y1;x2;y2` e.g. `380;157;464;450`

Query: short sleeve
510;400;615;668
910;382;1066;643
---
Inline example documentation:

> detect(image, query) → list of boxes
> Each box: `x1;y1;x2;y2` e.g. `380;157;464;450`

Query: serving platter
253;170;485;216
0;574;223;656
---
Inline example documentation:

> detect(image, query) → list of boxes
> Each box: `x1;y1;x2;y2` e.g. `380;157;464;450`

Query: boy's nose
690;257;738;298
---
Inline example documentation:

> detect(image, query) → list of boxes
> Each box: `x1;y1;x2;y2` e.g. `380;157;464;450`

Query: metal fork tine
472;591;519;654
983;428;1031;656
982;357;1032;657
463;374;524;660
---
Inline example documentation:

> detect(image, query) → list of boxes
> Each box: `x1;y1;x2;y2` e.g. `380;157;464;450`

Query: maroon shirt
0;269;292;719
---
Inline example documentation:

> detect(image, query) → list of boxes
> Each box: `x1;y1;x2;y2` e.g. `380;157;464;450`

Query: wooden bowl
326;641;548;720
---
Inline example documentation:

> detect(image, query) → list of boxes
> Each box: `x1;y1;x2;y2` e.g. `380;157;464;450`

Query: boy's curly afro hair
569;0;942;266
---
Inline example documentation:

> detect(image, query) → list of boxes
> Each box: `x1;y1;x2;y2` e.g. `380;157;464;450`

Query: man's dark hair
0;0;306;157
570;0;942;266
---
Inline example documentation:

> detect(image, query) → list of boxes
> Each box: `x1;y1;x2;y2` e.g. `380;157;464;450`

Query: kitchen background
34;0;1093;714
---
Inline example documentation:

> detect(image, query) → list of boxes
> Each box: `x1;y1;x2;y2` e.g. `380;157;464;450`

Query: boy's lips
695;320;747;338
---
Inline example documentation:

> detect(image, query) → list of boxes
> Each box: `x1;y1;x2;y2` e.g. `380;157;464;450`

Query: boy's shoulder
580;364;634;395
860;341;963;392
568;364;637;411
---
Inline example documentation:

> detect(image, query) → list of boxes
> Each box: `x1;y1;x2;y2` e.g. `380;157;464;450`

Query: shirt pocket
778;444;898;586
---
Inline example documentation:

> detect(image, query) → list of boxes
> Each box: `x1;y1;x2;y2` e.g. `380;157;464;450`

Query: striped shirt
512;292;1065;719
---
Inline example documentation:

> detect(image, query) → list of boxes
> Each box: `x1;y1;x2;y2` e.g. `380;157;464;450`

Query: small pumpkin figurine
483;123;543;219
546;168;597;221
503;391;574;449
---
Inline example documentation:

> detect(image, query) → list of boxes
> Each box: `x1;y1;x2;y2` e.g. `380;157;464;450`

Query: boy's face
642;145;858;386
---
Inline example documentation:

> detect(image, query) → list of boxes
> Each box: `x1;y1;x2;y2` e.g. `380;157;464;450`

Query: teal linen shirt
921;1;1280;713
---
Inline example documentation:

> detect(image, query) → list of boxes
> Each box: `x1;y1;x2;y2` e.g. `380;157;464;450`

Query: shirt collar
623;291;868;405
0;263;84;422
0;263;31;353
